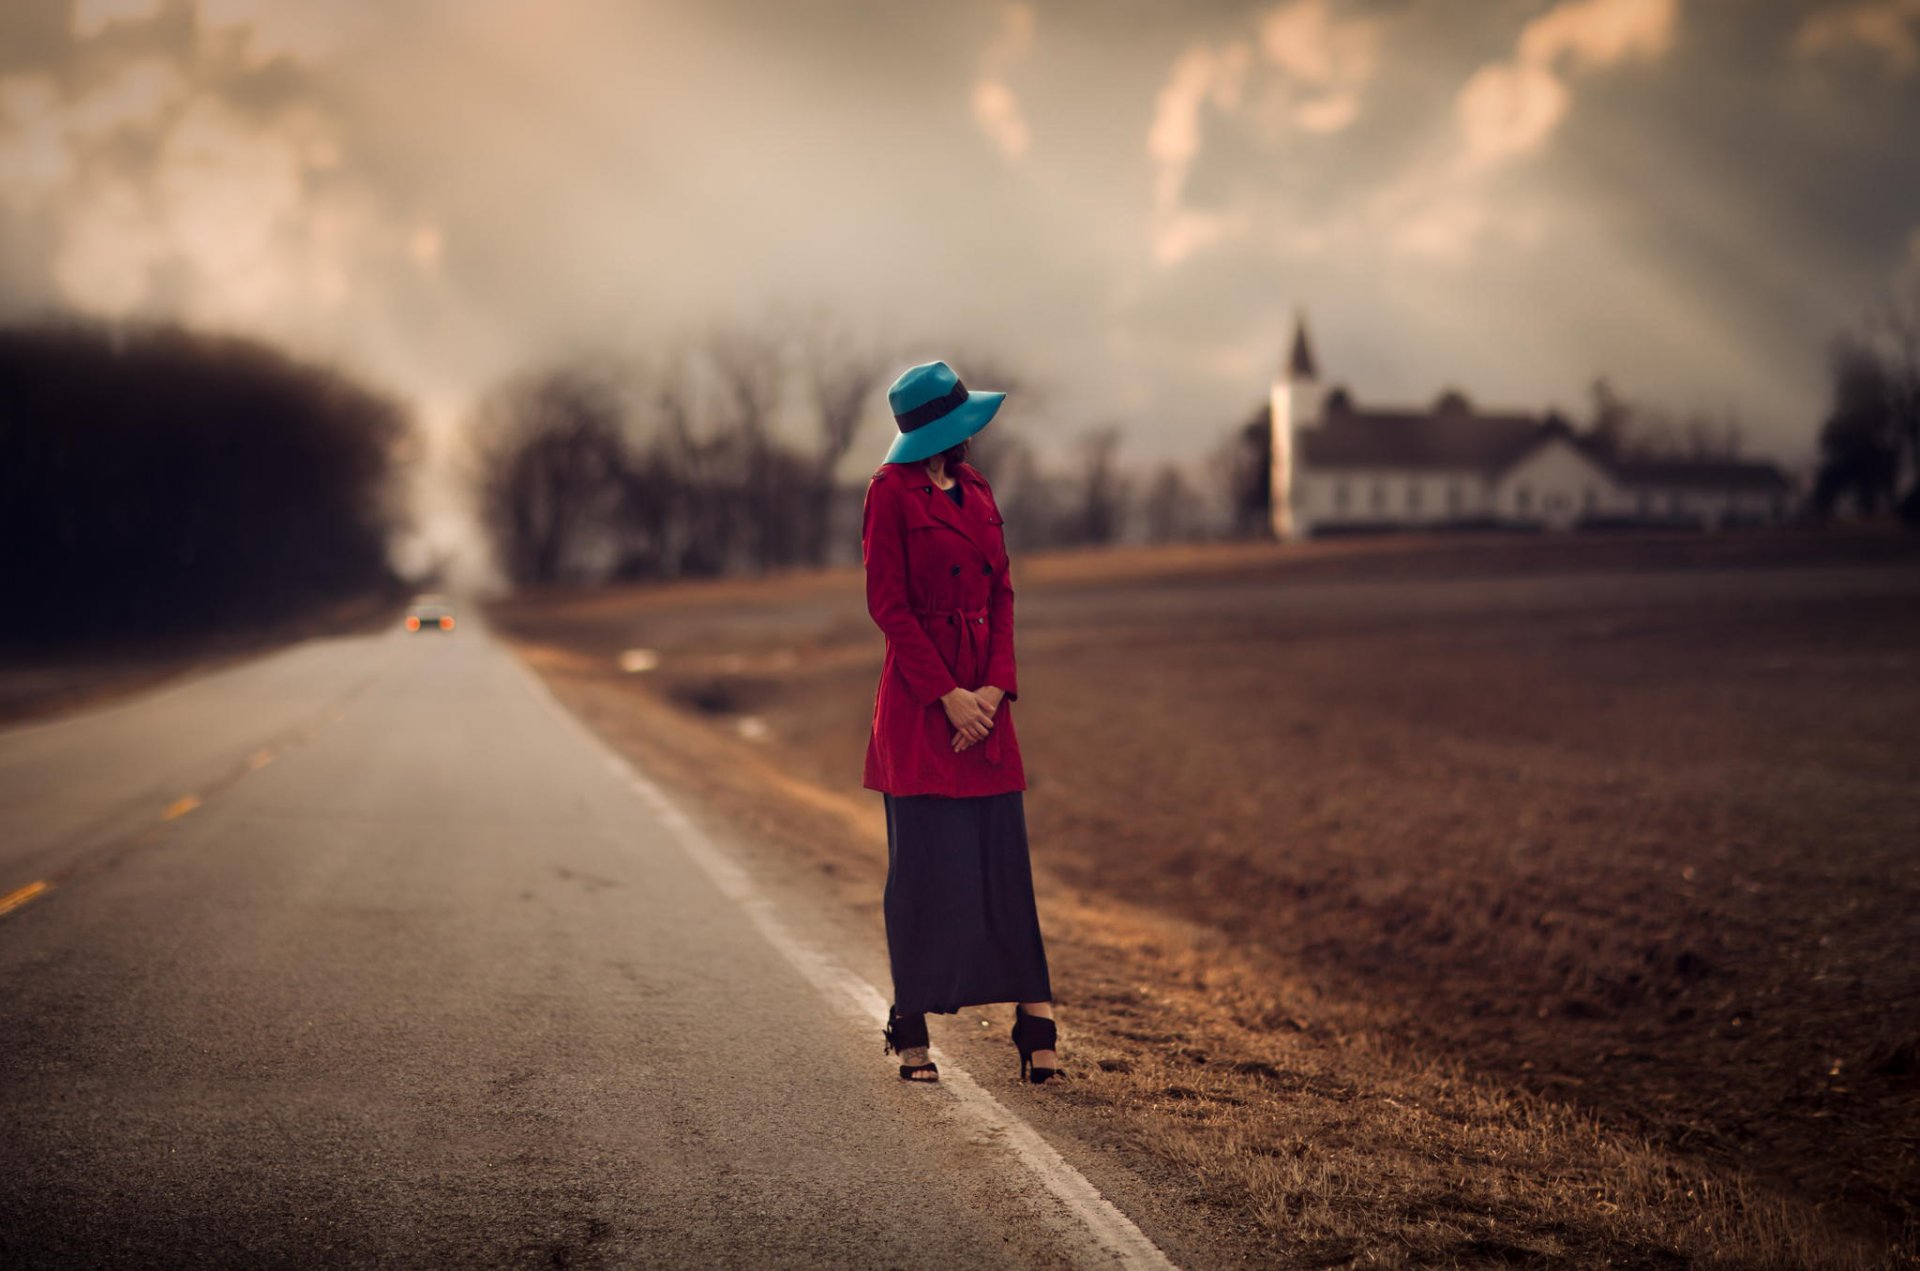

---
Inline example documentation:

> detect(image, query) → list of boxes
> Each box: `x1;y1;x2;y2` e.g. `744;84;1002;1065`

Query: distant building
1268;313;1794;540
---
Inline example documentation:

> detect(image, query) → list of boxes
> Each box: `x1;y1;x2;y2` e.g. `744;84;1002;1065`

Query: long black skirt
882;790;1053;1016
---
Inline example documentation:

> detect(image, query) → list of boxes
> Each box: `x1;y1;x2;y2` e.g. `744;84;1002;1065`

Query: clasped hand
941;685;1005;753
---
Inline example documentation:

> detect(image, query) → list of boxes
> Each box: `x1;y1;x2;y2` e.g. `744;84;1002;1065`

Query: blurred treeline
1810;288;1920;523
470;323;1214;588
0;320;410;648
470;285;1920;589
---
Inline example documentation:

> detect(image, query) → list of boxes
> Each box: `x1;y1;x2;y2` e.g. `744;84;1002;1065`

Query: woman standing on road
860;360;1059;1085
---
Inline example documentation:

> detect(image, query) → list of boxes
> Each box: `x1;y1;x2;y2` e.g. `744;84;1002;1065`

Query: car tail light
406;616;420;631
440;616;454;630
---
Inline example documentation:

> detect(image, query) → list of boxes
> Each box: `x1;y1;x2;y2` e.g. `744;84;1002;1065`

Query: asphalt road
0;618;1171;1269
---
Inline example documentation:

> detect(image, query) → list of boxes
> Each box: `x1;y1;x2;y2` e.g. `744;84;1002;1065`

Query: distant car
405;594;456;633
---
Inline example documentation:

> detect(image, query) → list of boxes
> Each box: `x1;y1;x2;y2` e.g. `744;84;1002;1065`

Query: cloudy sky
3;0;1918;488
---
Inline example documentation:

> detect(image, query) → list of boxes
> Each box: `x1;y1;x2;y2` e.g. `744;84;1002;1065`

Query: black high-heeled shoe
883;1005;939;1082
1011;1005;1059;1084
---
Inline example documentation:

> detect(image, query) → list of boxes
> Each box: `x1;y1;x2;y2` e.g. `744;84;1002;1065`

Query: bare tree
706;324;792;571
1582;378;1746;461
1586;376;1631;457
1143;461;1200;543
984;433;1060;550
798;316;892;565
939;352;1028;481
1812;331;1902;519
1067;426;1127;546
474;366;626;587
644;345;749;577
1210;403;1271;538
609;437;683;580
1861;275;1920;519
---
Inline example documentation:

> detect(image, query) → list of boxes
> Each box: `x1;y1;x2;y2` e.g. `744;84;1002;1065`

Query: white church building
1267;315;1794;540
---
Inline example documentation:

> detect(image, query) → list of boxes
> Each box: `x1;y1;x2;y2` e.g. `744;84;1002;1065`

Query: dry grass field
488;528;1920;1268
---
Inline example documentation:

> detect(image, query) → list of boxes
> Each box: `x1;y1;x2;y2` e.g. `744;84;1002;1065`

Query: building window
1334;481;1349;513
1371;482;1386;512
1638;489;1651;516
1407;482;1423;512
1583;486;1598;511
1447;482;1462;513
1516;485;1533;513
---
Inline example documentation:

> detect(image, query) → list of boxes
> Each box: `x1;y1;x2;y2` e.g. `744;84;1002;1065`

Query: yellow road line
2;707;348;918
0;880;52;916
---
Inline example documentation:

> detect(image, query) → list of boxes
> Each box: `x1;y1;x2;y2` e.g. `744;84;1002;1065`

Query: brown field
488;528;1920;1269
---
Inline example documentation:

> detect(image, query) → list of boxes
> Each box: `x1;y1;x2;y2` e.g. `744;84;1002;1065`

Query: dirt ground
0;590;407;727
488;527;1920;1269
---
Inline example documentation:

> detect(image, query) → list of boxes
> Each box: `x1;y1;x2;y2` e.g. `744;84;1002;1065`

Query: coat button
950;564;960;575
981;564;991;574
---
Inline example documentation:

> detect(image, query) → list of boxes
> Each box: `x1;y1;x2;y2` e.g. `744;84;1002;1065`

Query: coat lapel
902;463;997;559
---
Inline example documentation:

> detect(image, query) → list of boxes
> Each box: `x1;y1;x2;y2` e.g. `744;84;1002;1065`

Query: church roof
1298;407;1559;472
1295;405;1789;489
1286;317;1318;381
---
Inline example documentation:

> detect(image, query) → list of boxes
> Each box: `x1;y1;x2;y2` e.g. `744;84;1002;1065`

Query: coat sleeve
984;542;1019;702
863;477;960;705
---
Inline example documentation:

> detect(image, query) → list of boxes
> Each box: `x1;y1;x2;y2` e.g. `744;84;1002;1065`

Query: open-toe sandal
883;1005;939;1082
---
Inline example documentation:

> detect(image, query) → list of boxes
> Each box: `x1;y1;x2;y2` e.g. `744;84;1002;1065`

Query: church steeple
1270;308;1323;543
1286;310;1319;382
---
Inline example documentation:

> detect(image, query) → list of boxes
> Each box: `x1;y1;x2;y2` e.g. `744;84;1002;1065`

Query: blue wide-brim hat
883;360;1006;464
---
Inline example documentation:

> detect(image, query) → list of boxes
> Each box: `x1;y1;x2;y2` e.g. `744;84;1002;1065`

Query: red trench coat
861;459;1025;797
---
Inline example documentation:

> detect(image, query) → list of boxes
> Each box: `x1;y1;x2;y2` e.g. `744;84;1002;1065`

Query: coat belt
911;604;1001;766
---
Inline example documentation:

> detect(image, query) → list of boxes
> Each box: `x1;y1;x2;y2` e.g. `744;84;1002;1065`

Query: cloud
1144;0;1382;267
1148;42;1250;193
198;0;363;63
1145;41;1252;266
972;78;1029;161
1459;0;1676;170
1255;0;1382;135
0;76;75;205
51;176;165;312
0;3;425;337
0;0;1899;491
72;0;163;39
972;2;1033;161
1517;0;1679;73
1381;0;1677;265
1793;0;1920;77
1455;59;1571;168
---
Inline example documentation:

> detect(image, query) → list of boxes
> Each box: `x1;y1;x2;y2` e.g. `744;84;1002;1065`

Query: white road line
511;648;1179;1271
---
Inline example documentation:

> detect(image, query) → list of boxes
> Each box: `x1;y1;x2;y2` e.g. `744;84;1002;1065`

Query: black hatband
894;381;968;432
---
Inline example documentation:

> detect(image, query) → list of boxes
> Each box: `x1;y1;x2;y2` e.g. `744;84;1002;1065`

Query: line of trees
470;322;1209;589
1812;280;1920;522
480;281;1920;592
0;319;411;647
470;322;894;587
